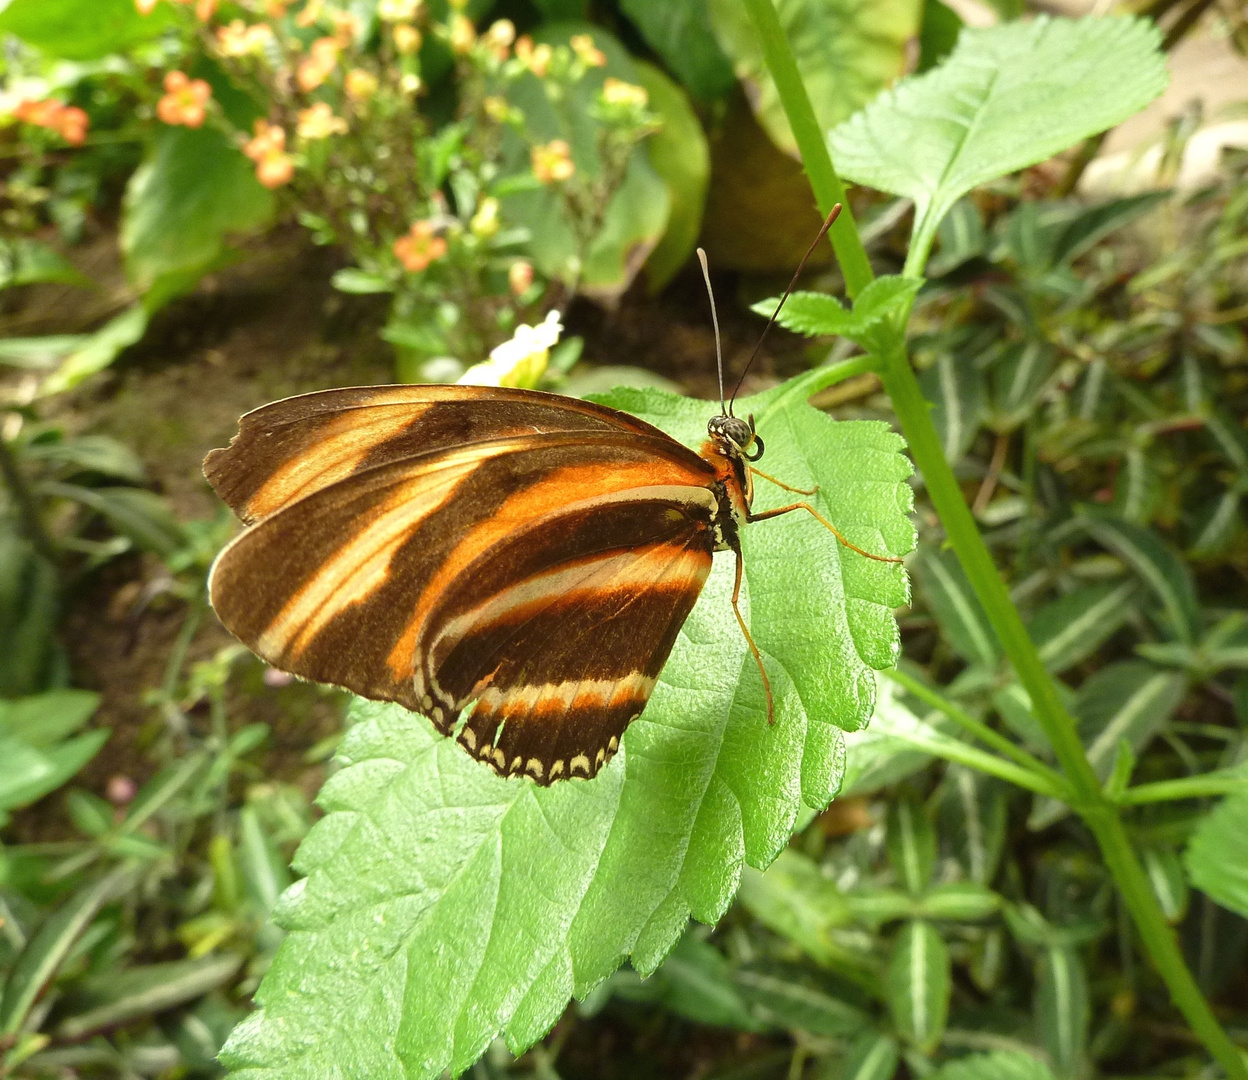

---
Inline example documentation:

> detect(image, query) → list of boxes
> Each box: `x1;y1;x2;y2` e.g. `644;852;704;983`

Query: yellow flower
393;23;422;55
531;139;574;184
470;196;500;238
449;14;476;55
344;68;378;101
569;33;606;67
600;77;647;108
508;260;534;296
135;0;160;14
482;95;512;123
294;0;323;27
514;35;552;77
296;36;340;91
217;19;274;57
482;19;515;60
297;102;347;139
377;0;421;18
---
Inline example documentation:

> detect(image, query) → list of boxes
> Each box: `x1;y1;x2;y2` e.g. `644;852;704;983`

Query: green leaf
733;961;869;1037
0;867;130;1035
932;1050;1055;1080
1184;793;1248;919
752;276;924;350
0;238;90;289
41;305;149;396
914;545;1000;668
886;920;950;1052
1028;580;1137;674
222;381;912;1079
918;0;962;73
830;1032;901;1080
738;849;859;971
1141;845;1188;924
122;126;274;293
918;352;983;464
620;0;737;100
26;434;147;484
635;62;711;293
928;199;985;276
57;955;243;1041
829;16;1168;273
331;269;394;295
886;793;935;895
709;0;922;156
915;882;1001;921
0;731;109;812
0;0;176;59
840;675;935;797
0;689;99;747
1036;947;1088;1080
1075;661;1184;783
937;766;1006;884
1075;510;1200;644
1051;191;1170;266
988;342;1055;431
46;483;186;557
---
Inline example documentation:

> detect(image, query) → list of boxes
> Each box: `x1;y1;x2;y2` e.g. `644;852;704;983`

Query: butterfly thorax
701;414;758;553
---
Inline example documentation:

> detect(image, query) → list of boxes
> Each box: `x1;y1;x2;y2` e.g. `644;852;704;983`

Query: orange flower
514;35;552;77
296;36;339;91
393;220;447;273
331;11;361;46
531;139;574;184
264;0;289;15
14;99;89;145
244;118;286;160
255;151;294;187
294;0;322;27
569;33;605;67
157;71;212;127
194;0;217;20
297;102;347;139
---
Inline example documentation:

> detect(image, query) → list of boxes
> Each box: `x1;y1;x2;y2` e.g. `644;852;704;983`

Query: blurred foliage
0;0;1245;1078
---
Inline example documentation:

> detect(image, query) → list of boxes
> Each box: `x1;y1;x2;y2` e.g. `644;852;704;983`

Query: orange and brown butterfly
203;205;902;784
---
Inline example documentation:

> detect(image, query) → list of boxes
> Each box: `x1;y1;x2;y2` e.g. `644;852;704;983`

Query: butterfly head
708;413;764;463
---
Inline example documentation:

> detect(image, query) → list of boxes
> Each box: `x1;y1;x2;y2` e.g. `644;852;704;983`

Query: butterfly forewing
206;392;724;782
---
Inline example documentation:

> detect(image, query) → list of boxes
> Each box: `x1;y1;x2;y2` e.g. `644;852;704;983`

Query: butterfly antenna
697;247;727;416
729;203;842;412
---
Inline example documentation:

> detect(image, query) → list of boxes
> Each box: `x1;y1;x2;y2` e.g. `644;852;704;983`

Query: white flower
458;310;562;388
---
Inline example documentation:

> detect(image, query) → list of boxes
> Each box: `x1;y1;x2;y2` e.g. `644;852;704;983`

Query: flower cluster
296;102;347;140
531;140;574;185
244;120;294;188
217;19;273;57
297;37;341;92
13;98;89;145
156;71;212;128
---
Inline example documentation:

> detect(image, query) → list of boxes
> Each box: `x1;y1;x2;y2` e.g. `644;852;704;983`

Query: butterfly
204;205;901;784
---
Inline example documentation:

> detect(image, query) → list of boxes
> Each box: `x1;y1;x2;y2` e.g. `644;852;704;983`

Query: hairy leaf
829;16;1167;272
222;380;913;1079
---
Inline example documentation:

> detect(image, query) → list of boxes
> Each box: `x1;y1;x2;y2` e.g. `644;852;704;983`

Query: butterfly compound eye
708;415;753;453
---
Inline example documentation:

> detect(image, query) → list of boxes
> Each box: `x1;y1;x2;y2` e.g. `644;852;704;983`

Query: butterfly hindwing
207;409;722;780
204;384;686;525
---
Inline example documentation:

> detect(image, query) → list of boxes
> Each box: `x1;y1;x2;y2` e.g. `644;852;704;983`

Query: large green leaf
221;379;913;1079
709;0;921;156
829;16;1168;272
933;1051;1055;1080
0;0;176;59
620;0;737;100
122;126;274;293
1185;793;1248;920
886;920;950;1052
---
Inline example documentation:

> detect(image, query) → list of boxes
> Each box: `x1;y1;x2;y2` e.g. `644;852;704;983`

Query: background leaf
221;382;913;1080
886;920;950;1052
0;0;176;59
933;1050;1055;1080
619;0;737;101
829;16;1168;269
708;0;921;156
1185;793;1248;920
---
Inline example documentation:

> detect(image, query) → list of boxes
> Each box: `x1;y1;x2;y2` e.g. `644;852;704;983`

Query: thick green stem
738;0;874;300
745;3;1248;1074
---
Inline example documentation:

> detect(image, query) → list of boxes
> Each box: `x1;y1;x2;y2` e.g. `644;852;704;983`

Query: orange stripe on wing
245;390;432;521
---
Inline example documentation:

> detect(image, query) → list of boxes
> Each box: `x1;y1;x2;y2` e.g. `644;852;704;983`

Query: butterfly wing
207;397;721;780
204;384;677;525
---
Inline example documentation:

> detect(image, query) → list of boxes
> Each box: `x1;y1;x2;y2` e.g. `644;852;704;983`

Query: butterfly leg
749;465;817;496
731;546;775;724
748;502;905;564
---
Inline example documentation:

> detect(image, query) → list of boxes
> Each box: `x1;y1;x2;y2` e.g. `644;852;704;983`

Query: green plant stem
1120;769;1248;806
746;4;1248;1075
884;668;1070;793
738;0;874;300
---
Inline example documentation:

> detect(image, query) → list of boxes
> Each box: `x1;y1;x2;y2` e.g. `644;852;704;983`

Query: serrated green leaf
709;0;921;156
886;794;935;895
914;546;1000;668
1036;947;1088;1080
829;16;1168;272
222;381;913;1079
886;920;950;1052
635;62;710;293
620;0;737;100
1185;793;1248;919
0;0;176;59
932;1050;1055;1080
1075;510;1200;644
122;126;274;293
752;277;923;351
1029;580;1137;674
